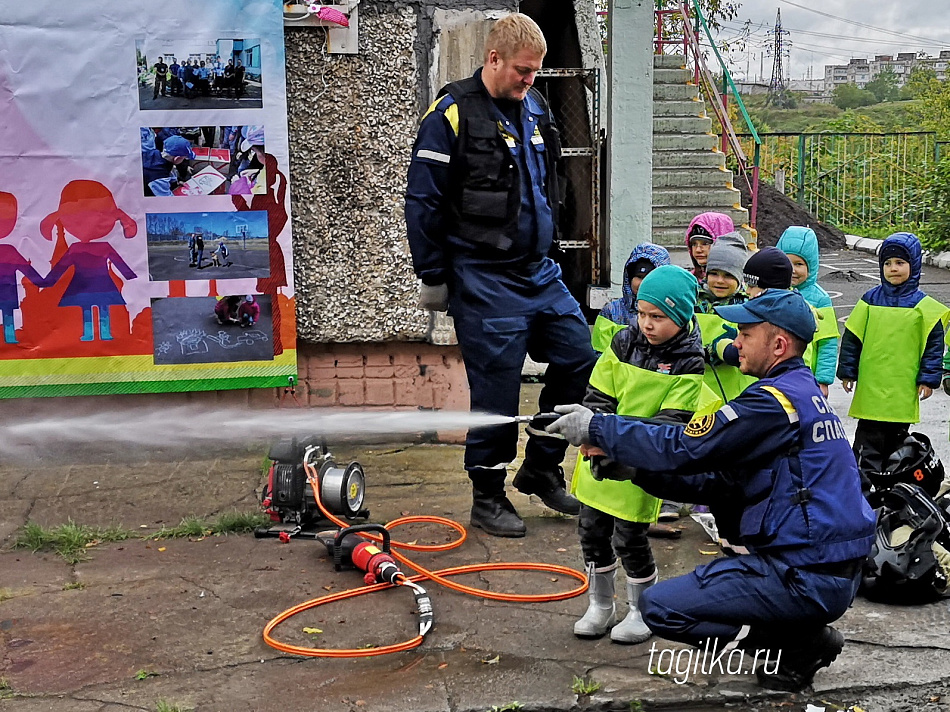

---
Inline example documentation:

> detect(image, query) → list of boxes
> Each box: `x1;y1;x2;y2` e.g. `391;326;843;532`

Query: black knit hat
627;258;656;279
744;247;792;290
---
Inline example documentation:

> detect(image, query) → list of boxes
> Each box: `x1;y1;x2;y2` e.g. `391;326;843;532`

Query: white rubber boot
574;562;617;638
610;572;656;644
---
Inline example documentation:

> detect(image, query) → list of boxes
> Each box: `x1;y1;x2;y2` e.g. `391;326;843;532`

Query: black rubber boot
755;626;844;692
513;462;580;515
470;489;526;538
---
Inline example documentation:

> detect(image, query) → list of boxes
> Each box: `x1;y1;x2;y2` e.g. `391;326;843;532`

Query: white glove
418;283;448;312
546;404;594;446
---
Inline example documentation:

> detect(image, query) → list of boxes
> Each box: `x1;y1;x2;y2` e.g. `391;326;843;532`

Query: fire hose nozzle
512;412;561;425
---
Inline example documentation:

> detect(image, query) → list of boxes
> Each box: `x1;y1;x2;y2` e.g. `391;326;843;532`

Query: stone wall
284;1;513;346
285;4;425;344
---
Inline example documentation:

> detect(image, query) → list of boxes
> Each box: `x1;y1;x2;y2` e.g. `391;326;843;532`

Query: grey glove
418;283;448;312
546;404;594;446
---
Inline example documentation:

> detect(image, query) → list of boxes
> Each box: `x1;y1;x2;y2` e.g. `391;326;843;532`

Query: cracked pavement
4;248;950;711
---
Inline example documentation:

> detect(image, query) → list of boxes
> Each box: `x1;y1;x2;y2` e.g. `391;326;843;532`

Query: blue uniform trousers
639;553;861;647
450;260;596;487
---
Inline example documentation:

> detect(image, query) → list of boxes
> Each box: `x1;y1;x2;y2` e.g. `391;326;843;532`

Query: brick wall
295;342;469;413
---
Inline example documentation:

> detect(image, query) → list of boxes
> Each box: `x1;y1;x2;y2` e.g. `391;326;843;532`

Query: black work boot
470;489;526;538
755;626;844;692
513;461;580;515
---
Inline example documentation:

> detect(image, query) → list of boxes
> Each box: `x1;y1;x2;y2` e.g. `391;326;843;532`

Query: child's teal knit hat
636;265;698;327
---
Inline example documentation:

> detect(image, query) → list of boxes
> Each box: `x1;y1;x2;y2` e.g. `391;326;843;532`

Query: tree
817;111;884;134
865;68;901;103
596;0;740;52
832;83;877;110
596;0;738;27
913;75;950;139
901;66;938;100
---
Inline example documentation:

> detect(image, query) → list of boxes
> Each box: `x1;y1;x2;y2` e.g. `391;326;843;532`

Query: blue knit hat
636;265;699;327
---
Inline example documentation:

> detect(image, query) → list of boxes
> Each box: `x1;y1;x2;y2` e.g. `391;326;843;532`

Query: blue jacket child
591;243;671;353
837;232;948;460
776;227;838;390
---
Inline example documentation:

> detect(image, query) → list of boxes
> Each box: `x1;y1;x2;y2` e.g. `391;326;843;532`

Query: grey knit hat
716;231;748;252
706;232;749;284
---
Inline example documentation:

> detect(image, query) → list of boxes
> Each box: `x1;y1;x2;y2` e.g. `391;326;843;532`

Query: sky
710;0;950;83
147;211;268;239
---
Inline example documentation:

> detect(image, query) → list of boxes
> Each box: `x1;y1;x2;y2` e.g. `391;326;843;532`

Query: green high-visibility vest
695;312;757;402
844;296;950;423
802;305;839;373
591;314;624;354
570;346;721;522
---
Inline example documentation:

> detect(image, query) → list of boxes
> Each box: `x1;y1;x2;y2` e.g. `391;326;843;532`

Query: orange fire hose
263;459;589;657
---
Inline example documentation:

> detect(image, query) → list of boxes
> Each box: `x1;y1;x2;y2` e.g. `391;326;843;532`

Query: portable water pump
256;437;369;539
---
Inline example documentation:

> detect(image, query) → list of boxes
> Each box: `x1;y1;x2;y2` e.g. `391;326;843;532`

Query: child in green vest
695;232;748;313
591;243;670;354
694;233;753;402
838;232;949;461
706;246;792;368
776;226;839;397
587;243;684;534
572;265;713;644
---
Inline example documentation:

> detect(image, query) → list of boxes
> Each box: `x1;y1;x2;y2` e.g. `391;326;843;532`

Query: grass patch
0;677;13;699
155;701;192;712
839;224;929;241
211;510;270;534
149;511;270;539
134;669;160;681
149;516;210;540
62;581;85;591
14;511;268;562
14;520;133;564
572;675;601;695
0;589;14;603
487;704;524;712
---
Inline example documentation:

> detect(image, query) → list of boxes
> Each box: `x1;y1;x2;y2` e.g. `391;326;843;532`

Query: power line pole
766;8;792;106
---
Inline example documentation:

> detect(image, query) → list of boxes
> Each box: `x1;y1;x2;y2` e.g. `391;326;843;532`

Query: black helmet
858;432;944;506
861;483;950;603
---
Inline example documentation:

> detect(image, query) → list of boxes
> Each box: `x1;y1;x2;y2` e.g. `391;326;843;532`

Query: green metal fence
738;131;939;230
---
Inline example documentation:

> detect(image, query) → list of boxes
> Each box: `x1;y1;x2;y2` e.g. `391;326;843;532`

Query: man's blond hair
484;13;546;62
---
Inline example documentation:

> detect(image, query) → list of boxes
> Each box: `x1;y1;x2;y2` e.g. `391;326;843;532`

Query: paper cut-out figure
0;191;46;343
40;181;138;342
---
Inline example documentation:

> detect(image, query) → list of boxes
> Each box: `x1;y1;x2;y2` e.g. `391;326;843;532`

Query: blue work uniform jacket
405;69;557;295
588;358;876;567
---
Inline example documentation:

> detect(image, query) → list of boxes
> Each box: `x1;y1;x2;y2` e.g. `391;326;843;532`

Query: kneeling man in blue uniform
548;290;875;691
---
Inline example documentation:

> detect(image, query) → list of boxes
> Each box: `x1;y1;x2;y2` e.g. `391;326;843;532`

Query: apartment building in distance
823;51;950;95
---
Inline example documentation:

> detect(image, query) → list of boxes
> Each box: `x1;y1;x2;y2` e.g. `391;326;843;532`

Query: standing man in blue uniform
405;13;598;538
547;291;875;692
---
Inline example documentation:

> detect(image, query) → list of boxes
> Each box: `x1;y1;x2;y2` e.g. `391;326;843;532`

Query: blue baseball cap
714;289;816;343
162;135;196;159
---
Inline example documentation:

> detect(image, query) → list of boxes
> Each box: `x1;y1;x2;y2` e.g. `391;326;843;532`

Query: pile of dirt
738;178;846;249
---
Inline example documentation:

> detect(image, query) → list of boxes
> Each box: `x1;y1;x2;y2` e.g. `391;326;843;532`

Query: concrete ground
4;247;950;712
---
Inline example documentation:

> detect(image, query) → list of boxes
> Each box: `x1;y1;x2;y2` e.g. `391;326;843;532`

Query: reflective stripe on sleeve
719;404;738;422
761;385;799;423
415;149;451;164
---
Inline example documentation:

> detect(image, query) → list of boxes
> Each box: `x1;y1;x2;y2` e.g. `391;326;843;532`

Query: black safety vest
437;77;562;253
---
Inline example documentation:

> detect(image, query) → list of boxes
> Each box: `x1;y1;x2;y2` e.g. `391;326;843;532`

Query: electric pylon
765;9;792;107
